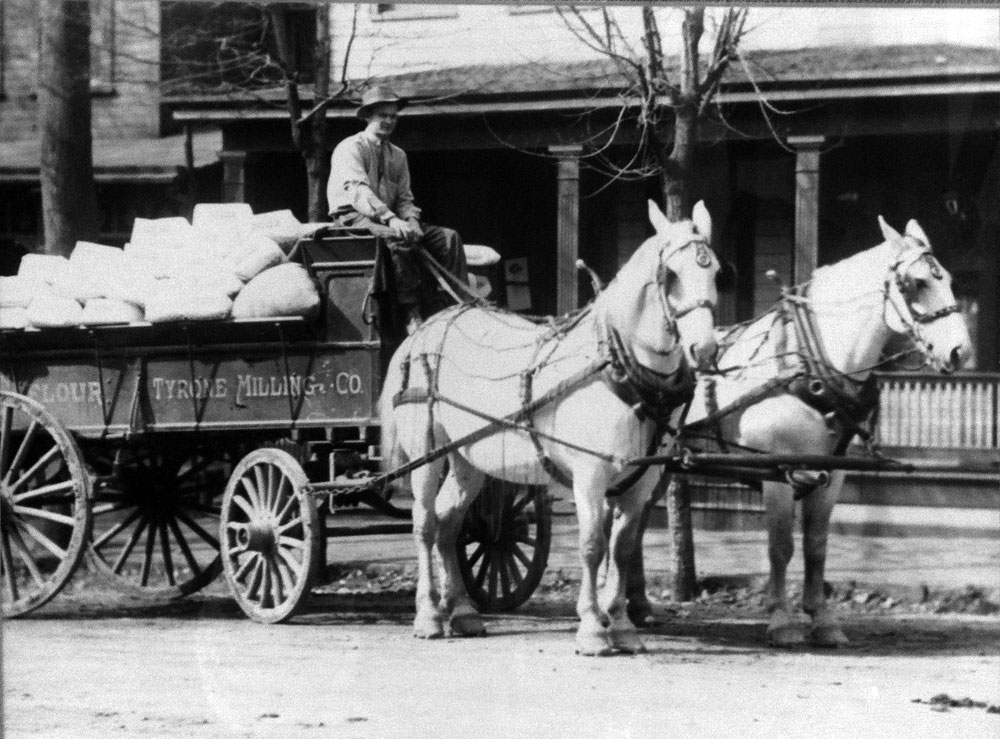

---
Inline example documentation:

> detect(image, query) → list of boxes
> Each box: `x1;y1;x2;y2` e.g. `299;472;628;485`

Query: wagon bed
0;231;551;621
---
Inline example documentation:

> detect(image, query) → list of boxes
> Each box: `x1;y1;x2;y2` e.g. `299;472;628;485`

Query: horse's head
878;216;972;373
645;200;720;370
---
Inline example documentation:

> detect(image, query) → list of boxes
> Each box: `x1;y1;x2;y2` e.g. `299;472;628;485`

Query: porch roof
0;129;222;185
169;44;1000;122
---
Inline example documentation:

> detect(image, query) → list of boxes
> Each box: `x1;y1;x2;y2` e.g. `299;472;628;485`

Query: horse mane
807;239;897;304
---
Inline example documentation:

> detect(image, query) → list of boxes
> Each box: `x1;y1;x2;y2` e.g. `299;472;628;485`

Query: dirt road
4;579;999;739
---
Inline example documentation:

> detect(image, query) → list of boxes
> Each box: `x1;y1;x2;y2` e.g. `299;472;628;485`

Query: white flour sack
166;257;244;297
251;210;305;252
0;307;29;330
192;203;254;262
81;298;144;325
226;232;287;282
104;258;161;308
144;280;233;323
26;294;84;328
231;263;320;320
130;217;208;252
17;253;69;286
0;275;46;308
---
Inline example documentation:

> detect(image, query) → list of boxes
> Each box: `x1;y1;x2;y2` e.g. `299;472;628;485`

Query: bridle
655;236;718;323
884;241;960;367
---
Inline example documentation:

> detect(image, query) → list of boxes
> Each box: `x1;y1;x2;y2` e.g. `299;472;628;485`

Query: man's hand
404;217;424;241
387;216;422;243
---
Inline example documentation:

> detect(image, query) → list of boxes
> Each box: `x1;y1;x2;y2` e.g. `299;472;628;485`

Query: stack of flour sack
0;205;322;330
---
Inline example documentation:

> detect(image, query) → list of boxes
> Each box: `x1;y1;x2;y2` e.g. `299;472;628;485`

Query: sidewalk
327;507;1000;598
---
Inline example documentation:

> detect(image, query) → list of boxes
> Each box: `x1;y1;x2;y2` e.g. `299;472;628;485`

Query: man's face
364;102;399;139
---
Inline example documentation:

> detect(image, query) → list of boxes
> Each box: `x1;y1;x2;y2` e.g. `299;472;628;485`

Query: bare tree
160;2;363;221
558;6;748;222
39;0;101;256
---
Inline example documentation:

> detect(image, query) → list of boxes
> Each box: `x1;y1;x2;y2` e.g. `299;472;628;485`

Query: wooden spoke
174;509;219;549
7;524;46;589
111;518;148;575
167;517;202;577
8;444;61;494
13;479;75;504
15;517;69;561
220;448;319;624
12;505;76;527
91;508;142;550
3;419;39;486
232;553;257;584
0;392;90;618
1;532;20;601
0;405;13;476
159;521;176;587
457;480;551;613
139;520;157;587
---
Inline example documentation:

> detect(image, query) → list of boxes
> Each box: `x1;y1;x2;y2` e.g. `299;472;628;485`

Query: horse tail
378;340;409;478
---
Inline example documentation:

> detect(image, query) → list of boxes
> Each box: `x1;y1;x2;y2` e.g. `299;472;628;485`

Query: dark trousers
334;213;468;309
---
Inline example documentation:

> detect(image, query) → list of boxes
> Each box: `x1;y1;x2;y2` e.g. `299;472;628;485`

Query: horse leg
435;456;487;637
411;460;446;639
600;472;657;653
625;474;670;627
574;466;615;656
802;470;849;647
763;480;805;647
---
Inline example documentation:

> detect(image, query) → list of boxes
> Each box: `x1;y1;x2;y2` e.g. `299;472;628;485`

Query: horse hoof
575;631;614;657
767;623;806;648
413;614;445;639
450;613;487;637
609;628;647;654
627;602;658;629
811;625;849;648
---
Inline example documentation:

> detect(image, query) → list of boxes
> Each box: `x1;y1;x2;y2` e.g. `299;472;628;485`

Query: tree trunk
39;0;100;256
305;4;332;223
662;102;697;223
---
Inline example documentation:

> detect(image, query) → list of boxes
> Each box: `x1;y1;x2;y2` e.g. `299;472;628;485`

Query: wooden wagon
0;231;551;622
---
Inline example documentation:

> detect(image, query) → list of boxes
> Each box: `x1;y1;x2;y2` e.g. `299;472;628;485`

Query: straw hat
356;85;407;119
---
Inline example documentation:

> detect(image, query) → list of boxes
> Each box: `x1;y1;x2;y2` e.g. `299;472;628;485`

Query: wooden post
666;475;697;600
788;135;825;285
550;145;583;315
219;150;248;203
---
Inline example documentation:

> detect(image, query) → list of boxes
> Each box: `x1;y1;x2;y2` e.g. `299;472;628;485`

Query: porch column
788;135;825;285
550;145;583;314
218;150;248;203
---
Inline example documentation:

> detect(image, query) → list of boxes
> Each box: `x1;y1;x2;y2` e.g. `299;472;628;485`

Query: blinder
715;261;737;294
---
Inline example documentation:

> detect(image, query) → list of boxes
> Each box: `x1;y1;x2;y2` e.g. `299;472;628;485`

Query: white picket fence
875;372;999;450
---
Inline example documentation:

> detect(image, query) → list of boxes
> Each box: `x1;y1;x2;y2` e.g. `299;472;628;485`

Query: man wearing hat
328;85;468;334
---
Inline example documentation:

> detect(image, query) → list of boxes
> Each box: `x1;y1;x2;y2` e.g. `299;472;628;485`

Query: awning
0;129;223;185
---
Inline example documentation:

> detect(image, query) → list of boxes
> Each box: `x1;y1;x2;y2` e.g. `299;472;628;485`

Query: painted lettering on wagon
0;380;103;405
145;373;364;404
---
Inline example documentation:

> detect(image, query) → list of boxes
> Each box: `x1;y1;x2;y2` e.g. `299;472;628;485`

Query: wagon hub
238;517;279;554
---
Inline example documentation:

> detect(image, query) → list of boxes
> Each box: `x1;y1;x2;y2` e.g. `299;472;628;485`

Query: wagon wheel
457;478;551;612
220;448;321;624
86;445;231;598
0;391;92;618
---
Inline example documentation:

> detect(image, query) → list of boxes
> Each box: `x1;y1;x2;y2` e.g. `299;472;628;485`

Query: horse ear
878;215;902;244
647;200;670;235
691;200;712;242
904;219;932;248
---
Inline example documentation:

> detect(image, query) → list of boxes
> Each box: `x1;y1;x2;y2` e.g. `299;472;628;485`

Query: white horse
625;215;972;646
379;201;721;655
